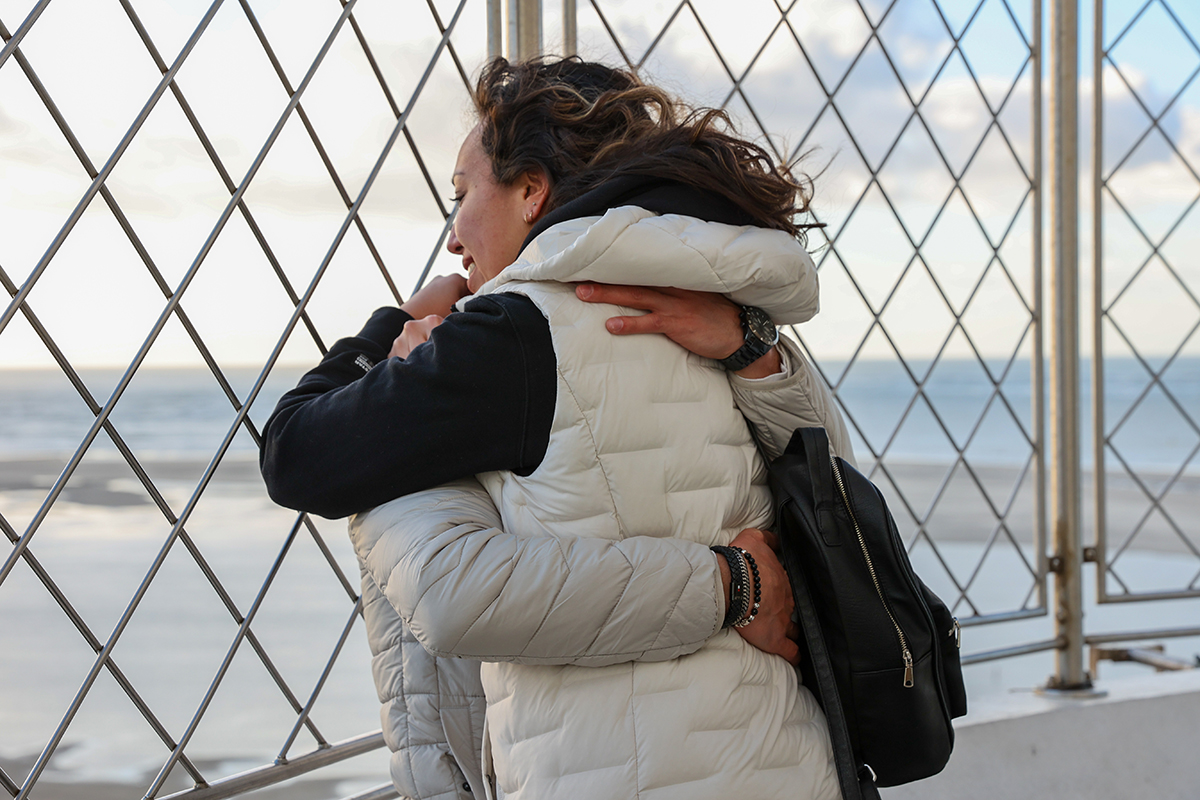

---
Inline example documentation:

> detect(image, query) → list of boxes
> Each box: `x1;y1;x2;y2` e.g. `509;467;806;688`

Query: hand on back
575;282;782;378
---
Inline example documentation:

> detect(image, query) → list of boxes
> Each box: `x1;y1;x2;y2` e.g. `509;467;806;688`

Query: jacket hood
476;206;820;325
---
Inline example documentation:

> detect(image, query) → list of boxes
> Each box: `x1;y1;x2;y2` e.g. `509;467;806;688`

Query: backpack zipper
829;455;915;688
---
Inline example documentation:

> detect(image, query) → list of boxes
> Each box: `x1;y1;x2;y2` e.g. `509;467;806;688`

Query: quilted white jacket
351;208;853;800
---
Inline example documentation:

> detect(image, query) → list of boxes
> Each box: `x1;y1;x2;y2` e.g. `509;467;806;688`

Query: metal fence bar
0;0;50;71
1031;0;1047;619
157;732;387;800
563;0;576;55
1046;0;1088;691
1085;625;1200;645
962;637;1065;666
339;784;400;800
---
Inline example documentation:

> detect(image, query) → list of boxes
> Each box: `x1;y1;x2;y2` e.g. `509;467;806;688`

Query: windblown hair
472;57;813;237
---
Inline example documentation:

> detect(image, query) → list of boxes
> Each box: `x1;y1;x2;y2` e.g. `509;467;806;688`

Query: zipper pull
951;618;961;649
903;649;914;688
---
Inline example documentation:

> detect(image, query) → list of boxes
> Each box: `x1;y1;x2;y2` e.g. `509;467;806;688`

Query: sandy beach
2;455;1197;799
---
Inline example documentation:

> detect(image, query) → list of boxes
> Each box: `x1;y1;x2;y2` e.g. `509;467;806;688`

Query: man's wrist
732;346;782;380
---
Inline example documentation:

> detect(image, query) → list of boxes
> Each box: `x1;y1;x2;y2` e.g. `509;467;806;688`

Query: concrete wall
880;669;1200;800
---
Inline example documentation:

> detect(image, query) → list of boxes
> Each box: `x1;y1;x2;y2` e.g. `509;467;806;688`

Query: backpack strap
784;427;842;546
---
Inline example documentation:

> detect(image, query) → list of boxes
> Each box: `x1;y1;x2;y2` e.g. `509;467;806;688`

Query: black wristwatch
719;306;779;371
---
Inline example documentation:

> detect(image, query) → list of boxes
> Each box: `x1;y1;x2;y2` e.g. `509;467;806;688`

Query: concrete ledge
880;670;1200;800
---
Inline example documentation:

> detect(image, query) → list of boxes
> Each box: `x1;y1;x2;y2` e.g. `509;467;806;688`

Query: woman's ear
521;168;551;222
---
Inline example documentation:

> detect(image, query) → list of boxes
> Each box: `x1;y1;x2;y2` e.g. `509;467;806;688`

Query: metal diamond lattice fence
574;0;1045;627
1093;0;1200;603
0;1;483;797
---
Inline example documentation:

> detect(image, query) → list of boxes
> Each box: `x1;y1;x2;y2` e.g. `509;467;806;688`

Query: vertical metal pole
488;0;503;59
1032;0;1047;616
1091;0;1108;602
1045;0;1092;692
563;0;577;56
507;0;542;60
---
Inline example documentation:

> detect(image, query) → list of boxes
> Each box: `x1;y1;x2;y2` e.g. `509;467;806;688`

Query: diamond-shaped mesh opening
1096;0;1200;601
877;0;955;101
1;0;478;796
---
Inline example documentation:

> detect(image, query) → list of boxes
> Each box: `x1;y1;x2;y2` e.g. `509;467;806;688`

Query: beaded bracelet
711;545;750;628
732;547;762;628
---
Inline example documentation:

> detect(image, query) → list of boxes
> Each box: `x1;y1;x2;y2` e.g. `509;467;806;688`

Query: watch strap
719;306;776;371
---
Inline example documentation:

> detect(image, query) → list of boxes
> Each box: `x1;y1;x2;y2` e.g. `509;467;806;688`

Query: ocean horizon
3;356;1198;475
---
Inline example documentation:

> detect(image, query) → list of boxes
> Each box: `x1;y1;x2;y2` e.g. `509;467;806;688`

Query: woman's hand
574;283;782;379
727;528;801;666
401;274;470;320
389;315;444;359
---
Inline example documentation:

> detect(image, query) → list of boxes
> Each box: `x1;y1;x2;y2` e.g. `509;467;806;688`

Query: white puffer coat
352;208;852;800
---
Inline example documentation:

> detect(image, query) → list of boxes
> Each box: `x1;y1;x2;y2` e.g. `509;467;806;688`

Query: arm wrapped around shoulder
349;478;726;667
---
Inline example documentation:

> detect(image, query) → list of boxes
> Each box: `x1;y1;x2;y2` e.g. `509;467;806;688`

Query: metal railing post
1044;0;1096;693
563;0;576;56
488;0;503;58
506;0;542;60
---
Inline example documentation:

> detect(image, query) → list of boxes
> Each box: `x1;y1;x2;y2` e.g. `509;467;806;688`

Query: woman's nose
446;227;463;255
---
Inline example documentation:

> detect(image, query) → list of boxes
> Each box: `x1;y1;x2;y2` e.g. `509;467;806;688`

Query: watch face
743;307;779;346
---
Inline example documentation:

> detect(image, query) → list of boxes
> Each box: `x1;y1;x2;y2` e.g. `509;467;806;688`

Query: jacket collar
477;203;821;326
520;175;757;251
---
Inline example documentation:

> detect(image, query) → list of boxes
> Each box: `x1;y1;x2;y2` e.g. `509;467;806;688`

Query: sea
2;356;1199;470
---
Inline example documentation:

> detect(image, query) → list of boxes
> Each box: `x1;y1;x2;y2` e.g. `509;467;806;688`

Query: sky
0;0;1198;372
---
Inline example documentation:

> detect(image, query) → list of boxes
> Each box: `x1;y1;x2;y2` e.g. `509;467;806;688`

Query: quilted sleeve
730;334;858;468
349;478;726;667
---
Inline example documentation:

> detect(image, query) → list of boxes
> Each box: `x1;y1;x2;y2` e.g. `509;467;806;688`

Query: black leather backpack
769;427;968;800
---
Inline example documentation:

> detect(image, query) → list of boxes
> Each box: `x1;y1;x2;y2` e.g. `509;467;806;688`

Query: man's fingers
759;529;783;554
780;639;801;667
787;621;802;642
605;314;663;335
577;282;671;311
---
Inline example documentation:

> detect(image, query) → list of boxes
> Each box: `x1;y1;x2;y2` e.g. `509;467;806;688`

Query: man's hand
389;314;444;359
727;528;800;666
401;274;470;320
575;283;782;379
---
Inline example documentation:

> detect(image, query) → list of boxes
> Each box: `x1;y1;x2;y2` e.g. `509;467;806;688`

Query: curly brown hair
471;56;813;238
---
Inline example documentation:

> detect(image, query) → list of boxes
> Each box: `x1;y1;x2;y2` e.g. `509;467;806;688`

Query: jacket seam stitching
646;541;697;651
629;666;644;800
517;537;575;655
555;366;627;532
578;546;636;656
